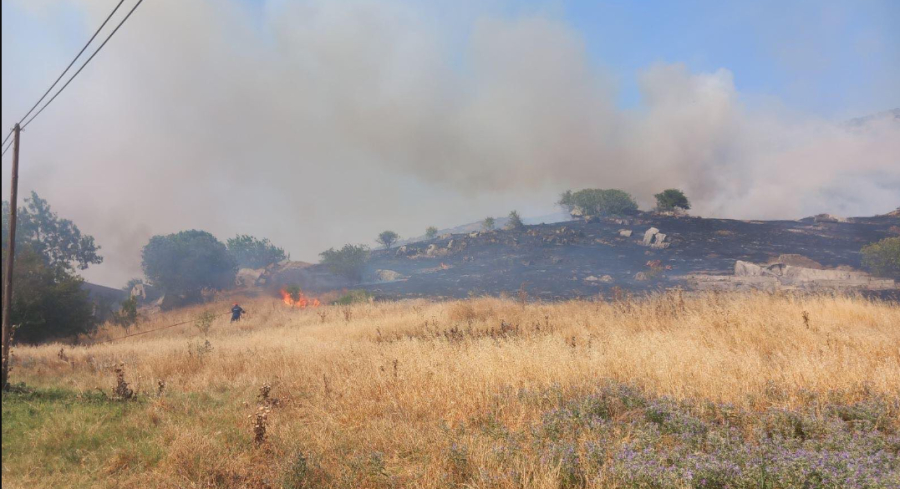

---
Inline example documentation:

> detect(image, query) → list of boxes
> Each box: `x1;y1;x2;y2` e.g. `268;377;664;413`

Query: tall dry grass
5;291;900;488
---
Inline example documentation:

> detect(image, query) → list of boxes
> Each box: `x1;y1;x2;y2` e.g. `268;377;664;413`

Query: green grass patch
2;384;250;488
2;386;161;484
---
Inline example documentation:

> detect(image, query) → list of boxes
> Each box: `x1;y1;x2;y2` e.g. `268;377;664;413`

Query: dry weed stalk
113;363;134;400
257;381;280;407
250;405;272;445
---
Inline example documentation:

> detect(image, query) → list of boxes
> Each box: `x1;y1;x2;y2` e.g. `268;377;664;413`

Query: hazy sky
2;0;899;286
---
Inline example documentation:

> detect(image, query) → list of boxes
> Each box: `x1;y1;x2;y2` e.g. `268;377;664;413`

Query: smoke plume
2;0;898;286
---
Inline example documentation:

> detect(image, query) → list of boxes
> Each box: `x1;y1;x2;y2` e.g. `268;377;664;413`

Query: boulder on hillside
769;254;824;270
236;268;266;287
375;269;407;282
130;283;161;303
642;227;659;246
732;259;895;288
734;261;764;276
651;233;669;249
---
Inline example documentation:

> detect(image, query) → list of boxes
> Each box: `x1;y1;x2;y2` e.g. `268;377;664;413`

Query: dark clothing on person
231;305;245;322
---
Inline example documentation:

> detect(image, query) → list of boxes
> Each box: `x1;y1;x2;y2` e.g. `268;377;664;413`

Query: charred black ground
359;212;899;300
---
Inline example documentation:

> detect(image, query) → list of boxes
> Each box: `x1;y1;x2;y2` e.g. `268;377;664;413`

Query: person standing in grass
231;303;245;322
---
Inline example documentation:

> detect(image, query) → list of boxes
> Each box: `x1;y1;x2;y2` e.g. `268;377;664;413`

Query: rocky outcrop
426;243;449;258
375;269;407;282
642;227;669;249
769;254;825;269
130;283;160;303
812;214;847;223
683;259;896;291
585;275;613;284
236;268;266;287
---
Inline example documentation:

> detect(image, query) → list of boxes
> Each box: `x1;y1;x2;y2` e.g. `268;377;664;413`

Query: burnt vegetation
365;206;900;300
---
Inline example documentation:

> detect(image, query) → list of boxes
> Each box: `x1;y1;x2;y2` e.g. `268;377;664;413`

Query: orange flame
279;288;321;309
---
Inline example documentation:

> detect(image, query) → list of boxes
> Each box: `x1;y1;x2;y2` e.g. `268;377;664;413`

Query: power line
22;0;145;130
0;137;12;158
17;0;127;126
102;312;233;344
1;129;12;149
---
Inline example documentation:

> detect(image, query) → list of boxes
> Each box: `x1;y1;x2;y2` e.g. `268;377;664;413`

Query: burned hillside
361;211;900;300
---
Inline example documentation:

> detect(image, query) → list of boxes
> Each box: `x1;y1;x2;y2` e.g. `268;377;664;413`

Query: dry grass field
3;291;899;488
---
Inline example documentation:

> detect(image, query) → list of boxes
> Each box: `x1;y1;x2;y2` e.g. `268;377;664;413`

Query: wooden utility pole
2;123;21;390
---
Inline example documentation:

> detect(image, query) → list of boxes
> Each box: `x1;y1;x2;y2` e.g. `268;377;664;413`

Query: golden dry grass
3;291;899;488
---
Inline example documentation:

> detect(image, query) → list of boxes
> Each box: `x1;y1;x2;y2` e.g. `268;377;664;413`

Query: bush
141;230;237;295
425;226;438;240
505;211;524;231
861;237;900;279
333;289;373;305
226;235;286;268
194;310;216;337
319;244;370;281
654;189;691;211
376;230;399;249
558;189;638;217
112;296;139;330
482;217;496;231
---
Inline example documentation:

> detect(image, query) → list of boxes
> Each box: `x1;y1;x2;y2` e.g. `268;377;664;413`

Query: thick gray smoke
2;0;898;286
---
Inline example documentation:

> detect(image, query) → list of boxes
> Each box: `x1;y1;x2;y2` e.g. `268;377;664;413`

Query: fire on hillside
279;287;321;308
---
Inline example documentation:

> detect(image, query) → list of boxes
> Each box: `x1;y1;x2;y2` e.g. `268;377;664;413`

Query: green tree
4;246;96;344
376;230;399;249
1;193;101;346
141;230;236;296
505;210;524;231
654;189;691;211
425;226;439;240
482;217;496;231
319;244;370;281
112;296;139;331
2;191;102;271
226;234;287;268
861;237;900;279
557;189;638;217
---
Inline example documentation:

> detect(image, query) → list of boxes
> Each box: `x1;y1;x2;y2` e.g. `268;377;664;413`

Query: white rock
375;269;406;282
